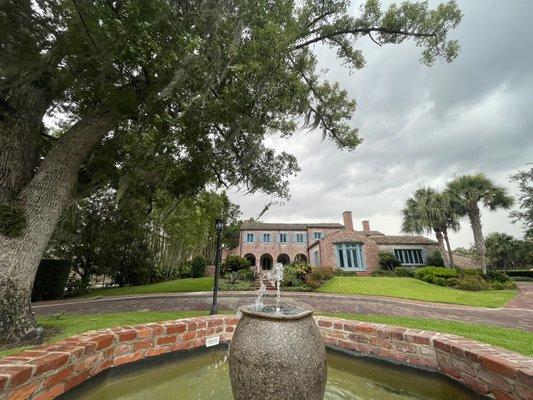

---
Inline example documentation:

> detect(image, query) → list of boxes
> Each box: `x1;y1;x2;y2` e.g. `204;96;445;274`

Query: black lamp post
210;218;225;315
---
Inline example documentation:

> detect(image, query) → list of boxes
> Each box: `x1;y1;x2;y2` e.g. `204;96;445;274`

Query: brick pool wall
0;315;531;400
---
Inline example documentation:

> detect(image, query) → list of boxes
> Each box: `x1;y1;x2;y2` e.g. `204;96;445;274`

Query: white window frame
279;233;287;243
245;233;254;243
335;242;366;271
312;249;320;266
262;233;271;243
295;233;305;243
394;249;424;265
313;232;323;240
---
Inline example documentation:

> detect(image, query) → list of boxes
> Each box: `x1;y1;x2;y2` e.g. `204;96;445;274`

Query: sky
229;0;533;248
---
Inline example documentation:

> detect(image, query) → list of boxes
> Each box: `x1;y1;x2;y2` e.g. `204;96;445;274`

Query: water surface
60;346;482;399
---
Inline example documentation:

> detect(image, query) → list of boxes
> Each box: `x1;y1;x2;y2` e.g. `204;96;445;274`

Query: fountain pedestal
229;306;327;400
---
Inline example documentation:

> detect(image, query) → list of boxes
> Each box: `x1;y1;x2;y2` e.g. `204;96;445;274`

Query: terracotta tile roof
371;235;438;245
358;231;385;236
240;221;344;231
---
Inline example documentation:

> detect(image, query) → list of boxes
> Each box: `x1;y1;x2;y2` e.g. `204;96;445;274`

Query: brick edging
0;315;531;400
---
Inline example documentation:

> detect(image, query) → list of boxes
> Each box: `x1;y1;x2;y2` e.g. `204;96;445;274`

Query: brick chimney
343;211;354;231
362;220;371;233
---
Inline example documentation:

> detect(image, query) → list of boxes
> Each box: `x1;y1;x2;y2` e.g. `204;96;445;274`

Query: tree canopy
0;0;463;343
1;0;462;207
510;168;533;238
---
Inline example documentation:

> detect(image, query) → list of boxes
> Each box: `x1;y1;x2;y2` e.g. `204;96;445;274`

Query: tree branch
293;27;435;50
71;0;98;50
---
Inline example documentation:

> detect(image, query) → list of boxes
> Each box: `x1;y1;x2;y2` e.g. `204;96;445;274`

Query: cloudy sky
229;0;533;248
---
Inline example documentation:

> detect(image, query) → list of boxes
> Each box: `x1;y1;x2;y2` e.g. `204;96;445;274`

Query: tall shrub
426;251;445;267
379;252;401;270
191;255;207;278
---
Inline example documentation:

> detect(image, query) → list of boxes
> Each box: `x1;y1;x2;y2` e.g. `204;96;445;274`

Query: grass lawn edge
1;310;531;358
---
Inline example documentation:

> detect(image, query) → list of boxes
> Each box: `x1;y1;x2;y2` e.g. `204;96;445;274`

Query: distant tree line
45;190;241;294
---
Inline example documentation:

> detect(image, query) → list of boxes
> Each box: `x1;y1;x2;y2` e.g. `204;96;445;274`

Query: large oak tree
0;0;461;343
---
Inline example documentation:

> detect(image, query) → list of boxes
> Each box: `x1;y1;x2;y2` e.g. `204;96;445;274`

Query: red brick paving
32;283;533;332
505;282;533;309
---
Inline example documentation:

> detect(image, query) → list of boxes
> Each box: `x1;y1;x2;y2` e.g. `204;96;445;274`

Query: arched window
260;254;273;270
276;254;290;265
244;253;256;267
294;253;307;263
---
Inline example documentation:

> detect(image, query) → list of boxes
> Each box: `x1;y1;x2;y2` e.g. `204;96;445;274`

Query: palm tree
401;188;460;267
446;173;514;273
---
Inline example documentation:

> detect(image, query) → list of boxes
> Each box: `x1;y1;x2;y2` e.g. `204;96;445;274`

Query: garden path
33;283;533;332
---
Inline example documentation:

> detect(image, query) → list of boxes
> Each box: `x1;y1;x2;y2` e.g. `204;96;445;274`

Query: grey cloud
230;0;533;246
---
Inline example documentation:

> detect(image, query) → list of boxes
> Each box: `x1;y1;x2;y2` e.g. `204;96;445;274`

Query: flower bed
0;315;531;400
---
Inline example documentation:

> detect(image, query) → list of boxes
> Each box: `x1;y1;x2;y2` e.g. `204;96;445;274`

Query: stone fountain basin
0;315;531;400
229;306;327;400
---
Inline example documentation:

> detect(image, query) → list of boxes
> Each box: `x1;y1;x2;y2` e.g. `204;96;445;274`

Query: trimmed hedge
32;259;71;301
501;270;533;278
415;266;459;283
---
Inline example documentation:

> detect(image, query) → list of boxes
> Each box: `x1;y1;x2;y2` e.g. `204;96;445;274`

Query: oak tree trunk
467;205;487;273
0;84;50;203
0;112;116;344
442;229;455;267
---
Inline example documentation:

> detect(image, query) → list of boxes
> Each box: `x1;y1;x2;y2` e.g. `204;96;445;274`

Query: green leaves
446;173;515;214
401;187;459;235
509;168;533;237
3;0;463;205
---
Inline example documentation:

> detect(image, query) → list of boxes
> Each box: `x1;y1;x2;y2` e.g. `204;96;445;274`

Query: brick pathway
33;284;533;332
505;282;533;309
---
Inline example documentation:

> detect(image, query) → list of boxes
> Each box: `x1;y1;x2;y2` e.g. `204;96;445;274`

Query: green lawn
321;312;533;357
0;310;209;358
317;277;517;308
81;277;213;298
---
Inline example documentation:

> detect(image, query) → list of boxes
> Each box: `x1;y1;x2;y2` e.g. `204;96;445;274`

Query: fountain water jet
229;263;327;400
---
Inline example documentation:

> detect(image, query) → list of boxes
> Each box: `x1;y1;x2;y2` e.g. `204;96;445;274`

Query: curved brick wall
0;315;531;400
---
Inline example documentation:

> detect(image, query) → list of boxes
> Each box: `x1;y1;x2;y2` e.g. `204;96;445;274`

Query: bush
432;277;458;287
219;279;253;291
455;275;491;291
486;270;510;283
371;270;396;277
491;281;516;290
394;267;416;277
238;268;254;281
282;263;313;287
379;252;401;270
460;268;483;276
114;263;151;287
191;255;207;278
304;276;322;289
309;267;334;282
221;255;250;274
426;251;445;267
503;270;533;279
282;263;330;290
178;261;193;278
32;259;71;301
415;266;458;284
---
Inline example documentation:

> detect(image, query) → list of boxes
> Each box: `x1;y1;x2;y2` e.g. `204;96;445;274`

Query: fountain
229;263;327;400
43;260;486;400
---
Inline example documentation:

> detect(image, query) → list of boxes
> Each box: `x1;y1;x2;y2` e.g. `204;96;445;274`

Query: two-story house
224;211;440;275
